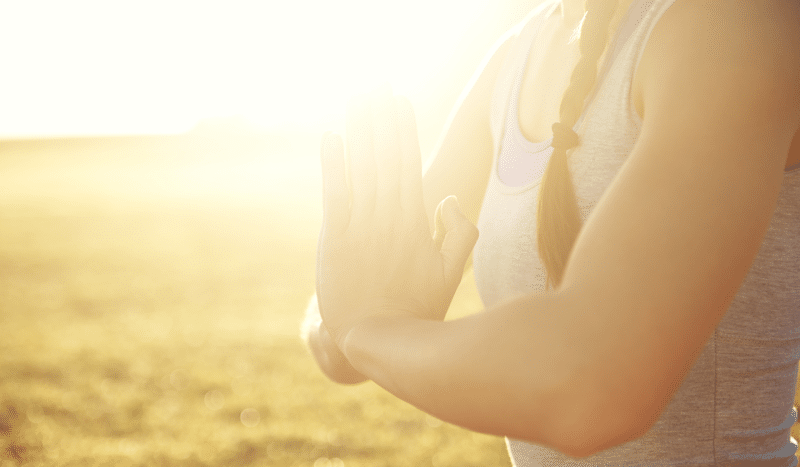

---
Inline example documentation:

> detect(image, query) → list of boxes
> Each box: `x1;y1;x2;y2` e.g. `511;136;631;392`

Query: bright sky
0;0;488;138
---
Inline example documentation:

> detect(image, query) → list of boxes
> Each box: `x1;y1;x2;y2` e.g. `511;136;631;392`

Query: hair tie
551;122;579;151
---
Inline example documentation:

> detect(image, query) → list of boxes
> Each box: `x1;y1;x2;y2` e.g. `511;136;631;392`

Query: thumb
439;196;479;286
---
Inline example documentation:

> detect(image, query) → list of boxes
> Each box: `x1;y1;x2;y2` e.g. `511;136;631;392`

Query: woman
303;0;800;463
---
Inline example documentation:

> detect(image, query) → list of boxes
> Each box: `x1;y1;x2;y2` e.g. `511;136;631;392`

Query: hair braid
536;0;618;290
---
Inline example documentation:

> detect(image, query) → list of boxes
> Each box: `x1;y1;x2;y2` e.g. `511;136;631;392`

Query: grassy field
1;131;798;466
0;133;511;466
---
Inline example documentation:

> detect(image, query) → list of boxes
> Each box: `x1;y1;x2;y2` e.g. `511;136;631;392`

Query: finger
320;132;350;235
439;196;479;287
432;197;447;250
371;84;402;216
395;95;424;214
346;93;376;221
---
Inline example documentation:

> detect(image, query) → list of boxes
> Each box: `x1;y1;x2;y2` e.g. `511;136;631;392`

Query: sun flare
0;0;487;138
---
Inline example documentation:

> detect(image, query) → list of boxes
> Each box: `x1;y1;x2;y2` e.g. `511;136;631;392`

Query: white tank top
473;0;800;465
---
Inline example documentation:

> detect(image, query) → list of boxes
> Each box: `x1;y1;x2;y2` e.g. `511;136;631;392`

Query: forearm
340;289;633;457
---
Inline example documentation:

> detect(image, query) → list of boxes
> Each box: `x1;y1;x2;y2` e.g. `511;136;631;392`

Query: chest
516;6;642;145
516;18;581;144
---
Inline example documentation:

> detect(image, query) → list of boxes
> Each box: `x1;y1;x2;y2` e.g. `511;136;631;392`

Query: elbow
522;374;651;458
553;366;667;457
553;413;649;459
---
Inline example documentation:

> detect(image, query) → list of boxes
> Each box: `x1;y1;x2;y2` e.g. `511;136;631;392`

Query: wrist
339;313;420;382
302;294;367;385
312;321;368;385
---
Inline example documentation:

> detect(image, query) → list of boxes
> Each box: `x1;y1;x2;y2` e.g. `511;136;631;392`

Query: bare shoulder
634;0;800;132
640;0;800;74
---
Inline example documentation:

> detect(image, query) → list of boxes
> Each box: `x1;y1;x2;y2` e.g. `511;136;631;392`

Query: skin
309;0;800;457
518;0;637;143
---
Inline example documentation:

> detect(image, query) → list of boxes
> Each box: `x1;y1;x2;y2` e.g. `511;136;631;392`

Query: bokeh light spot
314;457;332;467
240;408;260;427
204;390;225;411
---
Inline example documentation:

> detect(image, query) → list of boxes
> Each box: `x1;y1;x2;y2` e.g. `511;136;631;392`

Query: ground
1;131;797;466
0;132;510;466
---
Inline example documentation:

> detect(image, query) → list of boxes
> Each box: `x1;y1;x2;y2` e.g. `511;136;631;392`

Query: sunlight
0;0;487;138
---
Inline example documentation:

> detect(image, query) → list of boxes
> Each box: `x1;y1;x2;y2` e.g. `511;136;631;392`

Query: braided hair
537;0;619;289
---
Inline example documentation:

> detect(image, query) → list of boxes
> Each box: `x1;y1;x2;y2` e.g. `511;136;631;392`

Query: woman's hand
316;87;479;349
301;295;368;385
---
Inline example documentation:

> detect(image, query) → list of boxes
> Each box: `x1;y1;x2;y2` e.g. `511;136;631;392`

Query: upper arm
559;0;800;436
421;31;516;233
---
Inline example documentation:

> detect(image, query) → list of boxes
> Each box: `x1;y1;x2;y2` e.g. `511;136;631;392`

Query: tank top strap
489;0;559;157
490;0;677;158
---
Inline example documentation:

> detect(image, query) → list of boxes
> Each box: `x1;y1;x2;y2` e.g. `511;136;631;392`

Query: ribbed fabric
474;0;800;465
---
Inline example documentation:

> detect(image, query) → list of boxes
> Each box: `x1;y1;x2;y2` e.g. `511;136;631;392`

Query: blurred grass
0;132;510;466
1;130;797;466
